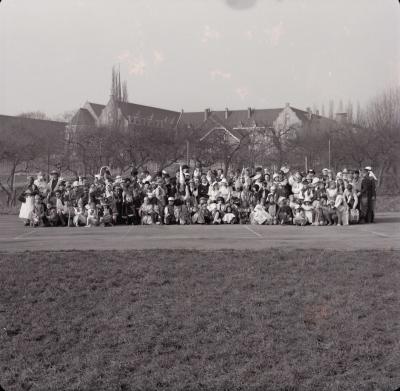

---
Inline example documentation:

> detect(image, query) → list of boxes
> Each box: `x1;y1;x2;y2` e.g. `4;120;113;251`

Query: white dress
19;196;35;220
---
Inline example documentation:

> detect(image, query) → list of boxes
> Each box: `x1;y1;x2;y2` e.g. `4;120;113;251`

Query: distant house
178;104;337;147
66;97;181;142
0;114;66;140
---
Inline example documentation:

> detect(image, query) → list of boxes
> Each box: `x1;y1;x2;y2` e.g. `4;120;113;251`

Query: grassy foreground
0;250;399;391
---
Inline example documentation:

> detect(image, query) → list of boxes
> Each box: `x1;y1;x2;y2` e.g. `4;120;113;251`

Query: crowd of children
18;164;377;228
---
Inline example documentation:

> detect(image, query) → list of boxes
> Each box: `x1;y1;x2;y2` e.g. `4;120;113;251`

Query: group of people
18;164;377;228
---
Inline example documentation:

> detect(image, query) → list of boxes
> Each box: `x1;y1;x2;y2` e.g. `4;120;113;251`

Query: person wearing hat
321;168;330;185
192;197;210;224
18;176;39;226
34;172;47;195
365;166;378;181
359;168;376;223
46;170;62;203
164;196;177;225
197;175;209;202
218;179;231;203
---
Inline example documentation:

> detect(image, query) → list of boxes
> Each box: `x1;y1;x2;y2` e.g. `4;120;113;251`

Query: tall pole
186;140;189;166
305;156;308;172
328;138;331;170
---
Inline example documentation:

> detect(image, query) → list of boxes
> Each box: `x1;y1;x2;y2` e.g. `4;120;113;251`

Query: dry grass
0;250;399;391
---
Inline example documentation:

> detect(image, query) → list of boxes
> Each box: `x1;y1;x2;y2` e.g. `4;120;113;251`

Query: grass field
1;249;399;391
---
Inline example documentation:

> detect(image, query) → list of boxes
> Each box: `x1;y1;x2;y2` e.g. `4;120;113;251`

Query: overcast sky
0;0;399;117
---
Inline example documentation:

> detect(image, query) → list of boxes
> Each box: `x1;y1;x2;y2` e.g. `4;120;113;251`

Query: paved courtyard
0;213;399;252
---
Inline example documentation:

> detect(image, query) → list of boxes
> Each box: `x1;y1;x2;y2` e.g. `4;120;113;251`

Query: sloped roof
69;108;96;126
0;114;66;139
117;101;181;125
179;108;284;129
87;102;105;118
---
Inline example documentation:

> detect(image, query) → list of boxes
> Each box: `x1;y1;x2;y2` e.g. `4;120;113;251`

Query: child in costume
323;199;337;225
46;202;59;227
277;198;293;225
31;195;45;227
334;193;348;226
238;200;251;224
164;197;177;225
122;193;137;225
99;199;113;227
266;186;279;225
293;206;307;226
250;203;272;225
86;202;99;227
222;205;237;224
73;199;87;227
139;197;154;225
302;196;314;225
192;197;210;224
179;199;193;225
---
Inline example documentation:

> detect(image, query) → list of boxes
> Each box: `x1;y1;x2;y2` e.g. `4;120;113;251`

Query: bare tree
18;111;49;120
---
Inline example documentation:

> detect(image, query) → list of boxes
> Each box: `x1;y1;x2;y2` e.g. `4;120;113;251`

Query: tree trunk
8;163;16;206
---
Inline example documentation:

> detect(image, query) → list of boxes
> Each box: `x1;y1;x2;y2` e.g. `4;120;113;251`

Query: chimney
285;102;290;108
306;107;312;120
335;112;348;124
225;107;229;120
247;107;252;119
315;110;320;116
204;108;211;121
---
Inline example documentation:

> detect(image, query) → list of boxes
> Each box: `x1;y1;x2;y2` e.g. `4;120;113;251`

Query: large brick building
67;95;335;145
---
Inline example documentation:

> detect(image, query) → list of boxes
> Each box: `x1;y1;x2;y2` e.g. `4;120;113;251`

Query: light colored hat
280;166;289;174
365;166;372;171
168;196;175;201
312;177;320;185
322;168;329;173
278;196;286;204
273;173;279;179
304;195;312;203
72;181;79;187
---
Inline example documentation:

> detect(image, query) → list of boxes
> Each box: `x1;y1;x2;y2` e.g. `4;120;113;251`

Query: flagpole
328;138;331;170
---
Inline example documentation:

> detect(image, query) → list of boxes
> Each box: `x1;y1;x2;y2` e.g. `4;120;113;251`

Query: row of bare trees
1;87;399;206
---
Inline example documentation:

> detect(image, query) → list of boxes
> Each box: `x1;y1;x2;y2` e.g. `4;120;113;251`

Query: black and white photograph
0;0;399;390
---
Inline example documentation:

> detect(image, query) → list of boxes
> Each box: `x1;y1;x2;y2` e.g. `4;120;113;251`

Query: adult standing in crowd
359;168;376;223
46;170;61;201
18;176;39;226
